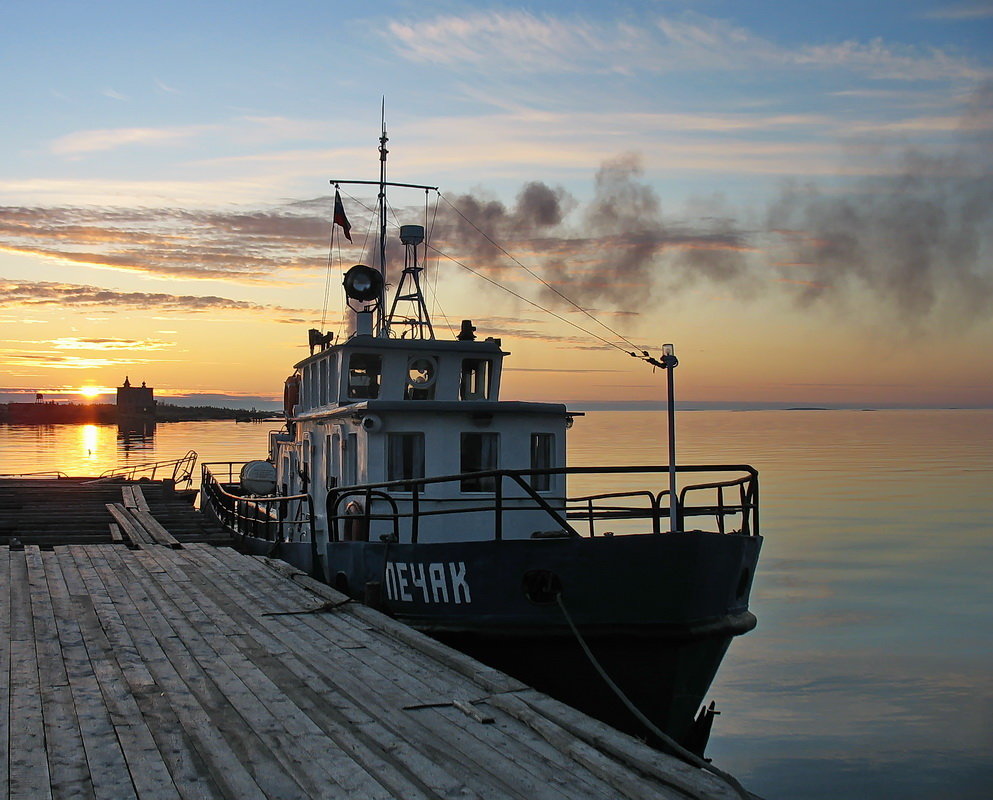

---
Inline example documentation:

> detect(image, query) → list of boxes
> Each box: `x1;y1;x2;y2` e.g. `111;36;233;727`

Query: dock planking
2;528;749;799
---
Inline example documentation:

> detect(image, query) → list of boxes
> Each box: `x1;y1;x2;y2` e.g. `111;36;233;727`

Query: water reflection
80;424;99;461
1;410;991;799
117;421;156;452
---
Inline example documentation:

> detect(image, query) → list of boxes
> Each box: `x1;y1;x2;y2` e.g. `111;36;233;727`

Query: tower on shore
116;376;156;417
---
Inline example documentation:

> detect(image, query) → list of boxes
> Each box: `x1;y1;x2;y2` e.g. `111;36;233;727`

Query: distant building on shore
117;376;156;418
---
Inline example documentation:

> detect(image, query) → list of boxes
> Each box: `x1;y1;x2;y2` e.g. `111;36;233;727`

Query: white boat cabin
270;320;573;545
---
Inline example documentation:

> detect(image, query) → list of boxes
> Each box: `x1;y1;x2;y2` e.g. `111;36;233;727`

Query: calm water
2;410;991;799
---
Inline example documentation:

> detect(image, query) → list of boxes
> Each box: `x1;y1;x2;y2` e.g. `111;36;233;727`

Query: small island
0;377;278;424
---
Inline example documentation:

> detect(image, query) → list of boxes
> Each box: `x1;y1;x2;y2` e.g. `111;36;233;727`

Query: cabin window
405;356;437;400
300;364;314;408
343;432;358;486
460;432;499;491
460;359;492;401
347;353;382;400
530;433;554;492
319;358;329;405
387;433;425;489
326;433;338;490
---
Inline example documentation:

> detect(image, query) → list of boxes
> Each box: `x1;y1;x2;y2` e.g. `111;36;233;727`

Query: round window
407;357;436;388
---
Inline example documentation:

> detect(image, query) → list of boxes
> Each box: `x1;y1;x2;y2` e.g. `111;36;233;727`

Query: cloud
0;202;334;283
51;125;214;156
386;10;987;82
47;337;176;351
0;278;309;316
924;3;993;20
766;84;993;322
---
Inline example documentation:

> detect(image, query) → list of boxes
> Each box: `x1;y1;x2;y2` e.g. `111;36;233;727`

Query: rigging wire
426;243;637;356
438;192;649;357
321;187;345;330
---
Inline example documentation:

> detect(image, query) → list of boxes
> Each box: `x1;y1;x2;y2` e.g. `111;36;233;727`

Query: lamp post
661;343;679;532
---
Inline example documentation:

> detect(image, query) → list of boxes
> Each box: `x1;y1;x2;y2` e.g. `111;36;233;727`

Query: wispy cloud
51;125;215;156
386;10;988;82
924;3;993;20
0;278;309;317
0;203;334;283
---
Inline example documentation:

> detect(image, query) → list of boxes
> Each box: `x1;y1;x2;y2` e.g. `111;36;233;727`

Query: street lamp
661;343;680;532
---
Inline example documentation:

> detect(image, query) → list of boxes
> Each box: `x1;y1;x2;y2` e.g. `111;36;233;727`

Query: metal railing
90;450;198;488
0;470;70;479
326;464;758;544
200;462;317;548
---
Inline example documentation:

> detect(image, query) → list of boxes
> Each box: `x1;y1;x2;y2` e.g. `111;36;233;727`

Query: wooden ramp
0;478;232;548
1;541;745;800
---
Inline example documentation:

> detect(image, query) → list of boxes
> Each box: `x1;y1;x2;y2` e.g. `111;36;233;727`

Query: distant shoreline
0;402;279;424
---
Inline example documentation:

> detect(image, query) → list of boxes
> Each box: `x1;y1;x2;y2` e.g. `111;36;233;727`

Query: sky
1;0;991;409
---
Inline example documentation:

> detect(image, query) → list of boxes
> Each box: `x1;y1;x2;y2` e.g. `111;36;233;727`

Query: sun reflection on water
81;424;99;460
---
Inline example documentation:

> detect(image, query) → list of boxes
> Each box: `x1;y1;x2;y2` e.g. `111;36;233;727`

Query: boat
200;127;762;756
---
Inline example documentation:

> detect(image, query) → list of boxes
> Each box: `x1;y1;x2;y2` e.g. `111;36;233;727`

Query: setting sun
78;386;104;399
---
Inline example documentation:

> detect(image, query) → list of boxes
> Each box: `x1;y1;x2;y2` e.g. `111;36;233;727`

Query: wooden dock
1;484;749;799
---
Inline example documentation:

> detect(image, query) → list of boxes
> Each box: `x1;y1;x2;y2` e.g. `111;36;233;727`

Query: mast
377;103;389;334
329;116;438;339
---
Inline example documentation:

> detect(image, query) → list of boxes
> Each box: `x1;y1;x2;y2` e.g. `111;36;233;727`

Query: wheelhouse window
319;357;329;405
405;356;437;400
460;358;492;400
387;433;425;490
460;432;498;491
530;433;554;492
347;353;382;400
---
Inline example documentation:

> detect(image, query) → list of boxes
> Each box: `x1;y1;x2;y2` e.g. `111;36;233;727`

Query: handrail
200;462;319;575
0;470;70;479
325;464;758;543
93;450;198;488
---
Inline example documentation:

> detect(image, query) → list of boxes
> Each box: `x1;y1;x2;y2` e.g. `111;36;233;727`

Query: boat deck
1;537;746;799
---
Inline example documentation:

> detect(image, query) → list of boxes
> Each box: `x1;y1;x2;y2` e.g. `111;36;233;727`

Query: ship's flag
333;189;352;242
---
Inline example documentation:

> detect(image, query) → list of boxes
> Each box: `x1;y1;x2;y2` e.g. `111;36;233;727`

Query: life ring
344;500;368;542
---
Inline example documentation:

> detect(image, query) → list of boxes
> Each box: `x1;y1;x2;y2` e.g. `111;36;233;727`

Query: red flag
333;189;352;242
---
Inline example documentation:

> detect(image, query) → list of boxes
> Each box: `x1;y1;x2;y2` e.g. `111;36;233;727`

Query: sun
79;386;103;399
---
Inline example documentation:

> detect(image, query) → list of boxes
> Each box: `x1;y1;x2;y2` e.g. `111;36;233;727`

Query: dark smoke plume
767;88;993;323
433;154;752;310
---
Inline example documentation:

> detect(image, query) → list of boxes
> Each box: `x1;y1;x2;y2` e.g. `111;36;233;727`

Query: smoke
767;86;993;323
428;88;992;331
433;154;752;309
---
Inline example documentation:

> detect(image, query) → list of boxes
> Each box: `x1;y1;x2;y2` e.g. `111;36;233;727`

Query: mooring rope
555;592;752;800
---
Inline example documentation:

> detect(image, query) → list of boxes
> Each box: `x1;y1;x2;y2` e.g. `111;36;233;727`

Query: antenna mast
377;102;389;328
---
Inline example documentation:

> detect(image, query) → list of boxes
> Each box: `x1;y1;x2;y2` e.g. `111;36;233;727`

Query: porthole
407;357;437;388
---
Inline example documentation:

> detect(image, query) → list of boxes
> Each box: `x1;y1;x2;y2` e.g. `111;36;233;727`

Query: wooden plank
256;555;527;694
170;552;436;800
515;690;745;800
0;548;9;796
131;509;182;548
77;547;225;800
37;550;98;800
66;548;184;800
105;503;151;546
9;638;53;799
131;485;151;512
9;548;52;800
108;523;124;543
121;486;137;510
193;548;608;800
176;547;489;800
130;545;396;800
91;548;280;800
55;549;140;800
25;548;91;800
